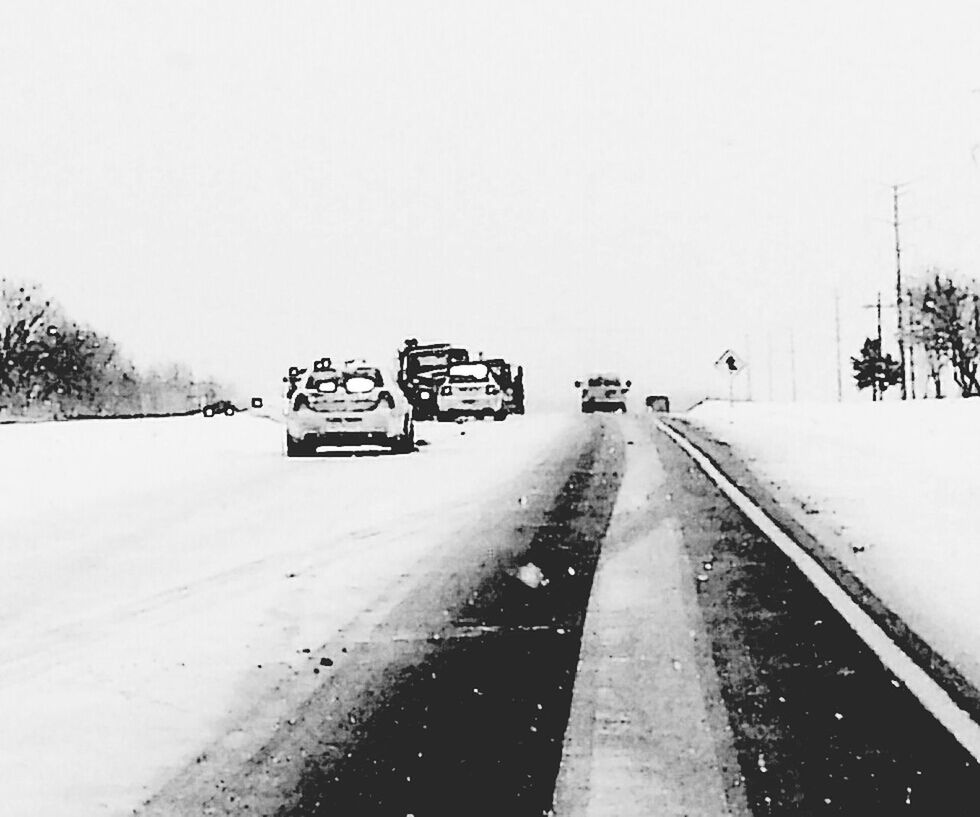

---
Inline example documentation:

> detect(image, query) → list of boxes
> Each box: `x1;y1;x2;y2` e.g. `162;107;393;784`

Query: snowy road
0;413;583;816
5;410;980;816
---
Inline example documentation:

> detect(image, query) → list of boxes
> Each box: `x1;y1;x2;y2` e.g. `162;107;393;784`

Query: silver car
435;362;507;421
285;361;415;456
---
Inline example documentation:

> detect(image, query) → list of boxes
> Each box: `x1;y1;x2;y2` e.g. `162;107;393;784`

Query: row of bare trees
1;279;223;419
851;271;980;399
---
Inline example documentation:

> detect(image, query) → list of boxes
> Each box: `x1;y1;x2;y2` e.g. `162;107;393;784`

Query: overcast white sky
3;1;980;408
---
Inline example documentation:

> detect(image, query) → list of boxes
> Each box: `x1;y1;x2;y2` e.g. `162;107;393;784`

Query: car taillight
378;390;396;409
440;385;453;396
486;384;499;395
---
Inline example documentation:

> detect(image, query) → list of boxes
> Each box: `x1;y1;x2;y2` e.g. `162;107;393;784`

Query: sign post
714;349;747;407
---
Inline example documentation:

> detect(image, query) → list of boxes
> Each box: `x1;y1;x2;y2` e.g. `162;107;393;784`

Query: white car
285;361;415;456
435;362;507;421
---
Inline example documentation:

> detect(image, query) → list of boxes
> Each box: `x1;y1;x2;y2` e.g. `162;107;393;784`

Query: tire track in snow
277;417;625;817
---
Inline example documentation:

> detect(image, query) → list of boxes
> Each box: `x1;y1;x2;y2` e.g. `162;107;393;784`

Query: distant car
645;395;670;412
435;362;507;421
576;374;631;413
202;400;238;417
285;361;415;456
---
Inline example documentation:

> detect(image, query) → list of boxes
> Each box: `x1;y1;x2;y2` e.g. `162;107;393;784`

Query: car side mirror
625;380;632;388
574;380;582;388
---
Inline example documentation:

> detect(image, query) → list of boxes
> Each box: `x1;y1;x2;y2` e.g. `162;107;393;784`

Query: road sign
715;349;746;374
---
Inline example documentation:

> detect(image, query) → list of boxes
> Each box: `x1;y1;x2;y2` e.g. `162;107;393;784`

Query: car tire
225;406;236;416
203;408;214;418
493;408;507;421
618;403;627;414
285;433;310;457
389;420;415;454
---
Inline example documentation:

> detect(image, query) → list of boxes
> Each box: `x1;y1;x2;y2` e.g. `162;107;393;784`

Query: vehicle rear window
344;370;381;393
408;349;466;372
410;353;450;370
307;373;340;390
307;369;382;393
449;363;490;381
588;376;621;387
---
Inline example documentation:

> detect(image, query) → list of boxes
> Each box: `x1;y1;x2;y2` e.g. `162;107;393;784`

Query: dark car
576;373;631;413
645;395;670;412
202;400;238;417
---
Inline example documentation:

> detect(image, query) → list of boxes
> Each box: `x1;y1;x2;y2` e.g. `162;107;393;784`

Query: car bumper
581;400;624;412
436;394;503;414
287;408;403;441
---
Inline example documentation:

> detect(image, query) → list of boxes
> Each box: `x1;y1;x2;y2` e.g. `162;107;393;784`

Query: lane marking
657;419;980;763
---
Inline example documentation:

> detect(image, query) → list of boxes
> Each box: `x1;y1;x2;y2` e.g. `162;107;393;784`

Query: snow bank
0;413;576;816
687;399;980;688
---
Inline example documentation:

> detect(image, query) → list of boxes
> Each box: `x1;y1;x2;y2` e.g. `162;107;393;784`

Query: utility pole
893;185;908;399
907;287;916;399
876;290;883;402
834;291;843;402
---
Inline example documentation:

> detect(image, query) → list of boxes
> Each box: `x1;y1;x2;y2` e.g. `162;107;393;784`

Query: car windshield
410;352;452;371
449;363;490;382
408;349;467;373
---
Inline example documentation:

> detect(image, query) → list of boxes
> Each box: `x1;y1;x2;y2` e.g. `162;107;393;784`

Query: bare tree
2;278;228;419
0;280;62;413
909;272;980;398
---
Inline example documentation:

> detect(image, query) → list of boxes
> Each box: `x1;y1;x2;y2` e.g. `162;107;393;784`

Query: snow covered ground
0;412;578;816
687;399;980;692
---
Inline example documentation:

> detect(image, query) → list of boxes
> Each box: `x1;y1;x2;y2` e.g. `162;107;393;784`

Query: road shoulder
658;414;980;726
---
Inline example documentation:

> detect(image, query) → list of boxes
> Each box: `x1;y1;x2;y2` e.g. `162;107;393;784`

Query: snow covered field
688;399;980;692
0;413;578;816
